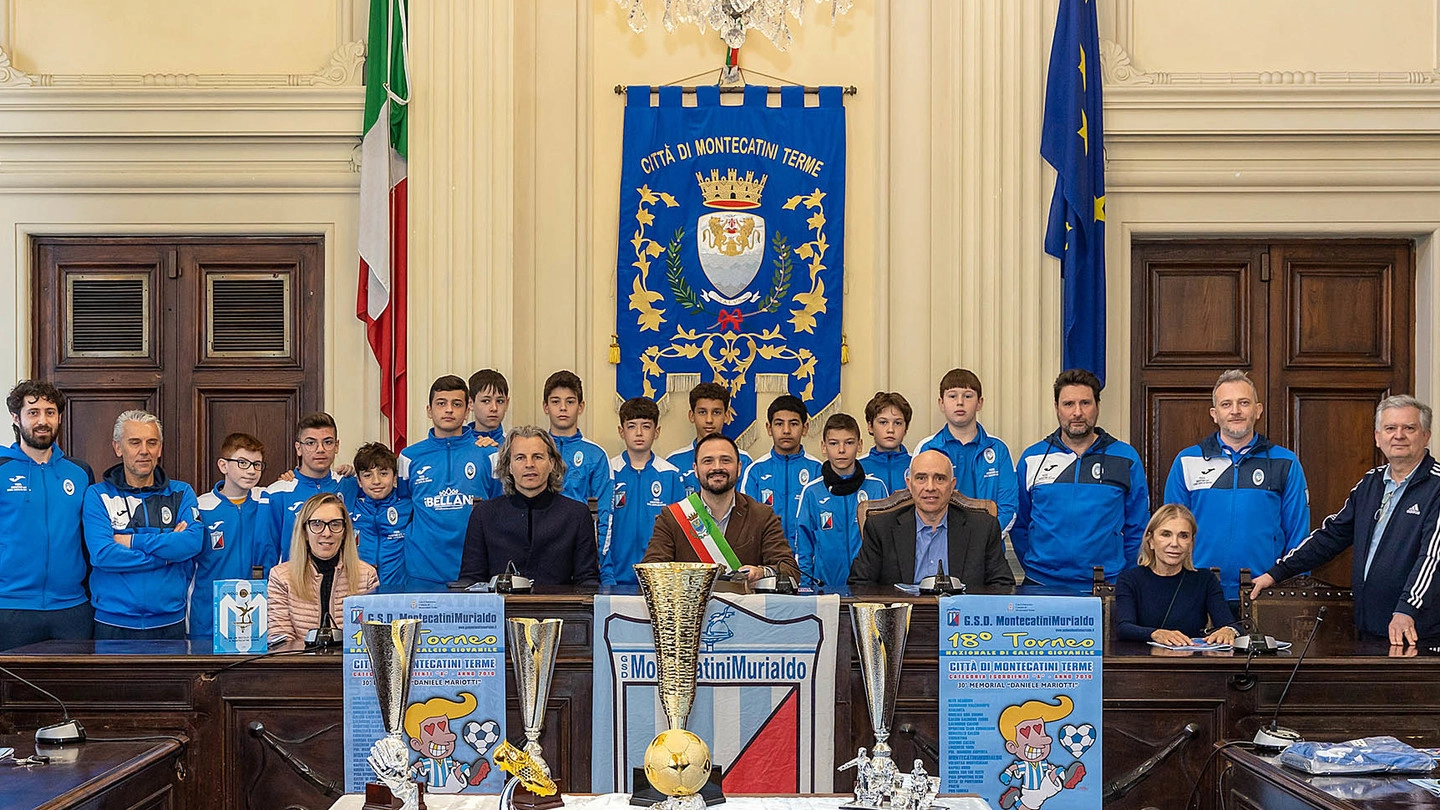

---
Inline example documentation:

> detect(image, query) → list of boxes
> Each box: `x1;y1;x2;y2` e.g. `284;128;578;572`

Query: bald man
848;450;1014;590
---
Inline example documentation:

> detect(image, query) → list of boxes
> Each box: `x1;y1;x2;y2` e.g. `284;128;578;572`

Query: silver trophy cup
362;618;422;810
842;603;919;810
506;617;563;777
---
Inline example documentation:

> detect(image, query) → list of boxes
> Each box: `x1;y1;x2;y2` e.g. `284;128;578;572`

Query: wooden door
1132;239;1414;586
33;236;324;493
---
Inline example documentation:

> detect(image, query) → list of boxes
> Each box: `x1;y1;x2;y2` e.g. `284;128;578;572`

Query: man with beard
644;433;800;584
0;381;94;650
1164;370;1310;606
1012;369;1149;591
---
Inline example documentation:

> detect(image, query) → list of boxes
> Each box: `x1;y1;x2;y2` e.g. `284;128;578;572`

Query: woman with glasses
267;493;377;644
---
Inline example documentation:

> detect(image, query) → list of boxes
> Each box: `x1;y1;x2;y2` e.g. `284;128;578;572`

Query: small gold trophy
633;562;724;810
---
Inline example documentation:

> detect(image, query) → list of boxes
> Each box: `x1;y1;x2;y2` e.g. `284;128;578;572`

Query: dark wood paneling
1140;387;1217;509
61;388;161;481
1285;259;1392;366
1145;260;1252;365
196;390;301;491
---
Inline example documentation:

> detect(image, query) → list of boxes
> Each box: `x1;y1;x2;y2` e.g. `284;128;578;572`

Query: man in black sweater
459;426;600;586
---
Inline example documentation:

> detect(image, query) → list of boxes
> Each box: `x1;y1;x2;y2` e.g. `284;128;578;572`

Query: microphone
895;722;940;766
247;721;341;797
919;559;964;595
1102;723;1198;800
1253;606;1326;751
0;664;85;745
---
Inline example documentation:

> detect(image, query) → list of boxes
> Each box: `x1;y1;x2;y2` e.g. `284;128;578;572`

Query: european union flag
1042;0;1107;383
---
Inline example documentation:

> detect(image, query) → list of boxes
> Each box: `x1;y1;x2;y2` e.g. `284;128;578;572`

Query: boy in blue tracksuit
741;395;822;547
400;376;496;591
1012;370;1150;592
466;368;510;494
794;414;890;590
84;410;203;639
346;442;411;593
190;433;277;641
916;369;1020;533
666;382;752;496
1164;371;1310;601
858;391;914;496
0;381;95;650
264;411;347;563
542;370;612;545
603;397;685;586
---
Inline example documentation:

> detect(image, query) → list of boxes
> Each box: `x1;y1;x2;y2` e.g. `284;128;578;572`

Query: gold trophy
633;562;724;810
361;618;425;810
502;617;564;810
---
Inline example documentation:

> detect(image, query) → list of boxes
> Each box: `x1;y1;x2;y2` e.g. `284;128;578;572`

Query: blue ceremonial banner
615;85;846;441
1042;0;1107;383
342;593;507;794
938;595;1102;810
591;593;839;794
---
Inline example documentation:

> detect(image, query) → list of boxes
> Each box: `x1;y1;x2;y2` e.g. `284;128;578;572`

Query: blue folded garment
1279;736;1437;775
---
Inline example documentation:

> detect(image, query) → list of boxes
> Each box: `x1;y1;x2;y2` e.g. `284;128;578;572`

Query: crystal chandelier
616;0;853;52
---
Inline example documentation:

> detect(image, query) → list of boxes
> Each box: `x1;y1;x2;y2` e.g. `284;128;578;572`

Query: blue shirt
740;449;823;546
553;431;613;557
913;512;949;585
915;424;1019;532
603;452;685;586
794;472;890;590
190;484;276;639
857;446;911;497
399;427;495;590
1366;465;1417;579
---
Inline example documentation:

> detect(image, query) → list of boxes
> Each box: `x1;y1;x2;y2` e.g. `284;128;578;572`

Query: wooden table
0;734;183;810
1220;746;1440;809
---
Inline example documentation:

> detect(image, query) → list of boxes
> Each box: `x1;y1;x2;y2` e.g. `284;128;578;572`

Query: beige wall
2;0;1439;463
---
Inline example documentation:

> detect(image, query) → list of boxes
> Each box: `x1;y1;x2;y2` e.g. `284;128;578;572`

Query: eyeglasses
299;438;339;449
221;457;266;471
306;518;347;534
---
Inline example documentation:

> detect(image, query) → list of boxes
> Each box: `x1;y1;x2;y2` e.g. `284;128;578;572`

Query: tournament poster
938;595;1102;810
592;593;839;794
342;593;507;794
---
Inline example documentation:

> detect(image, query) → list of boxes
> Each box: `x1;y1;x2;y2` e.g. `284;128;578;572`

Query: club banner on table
615;84;847;442
212;578;267;654
938;595;1102;810
592;593;839;794
343;593;507;794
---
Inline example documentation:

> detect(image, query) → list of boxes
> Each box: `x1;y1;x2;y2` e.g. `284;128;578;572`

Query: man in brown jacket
644;433;800;584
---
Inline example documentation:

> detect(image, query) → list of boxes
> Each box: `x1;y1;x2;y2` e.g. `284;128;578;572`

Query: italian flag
358;0;409;449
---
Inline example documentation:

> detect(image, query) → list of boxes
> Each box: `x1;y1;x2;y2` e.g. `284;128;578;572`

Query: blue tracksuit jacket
794;471;889;590
345;486;411;593
0;443;93;611
554;431;612;555
916;424;1020;532
84;464;203;630
1013;429;1150;591
666;440;753;497
264;468;347;563
399;427;493;590
1164;433;1311;600
856;446;911;499
190;484;277;639
740;449;823;546
602;452;685;586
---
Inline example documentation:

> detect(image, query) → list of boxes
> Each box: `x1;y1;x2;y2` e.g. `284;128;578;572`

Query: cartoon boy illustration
997;695;1086;810
404;693;490;793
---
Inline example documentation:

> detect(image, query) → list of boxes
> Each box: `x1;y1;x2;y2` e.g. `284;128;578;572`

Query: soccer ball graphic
1059;723;1096;758
462;719;502;755
643;729;711;796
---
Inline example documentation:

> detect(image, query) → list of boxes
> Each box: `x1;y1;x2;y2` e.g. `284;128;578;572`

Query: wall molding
0;40;365;88
1101;39;1440;89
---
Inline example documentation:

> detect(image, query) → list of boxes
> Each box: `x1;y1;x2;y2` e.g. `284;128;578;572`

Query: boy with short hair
795;413;889;589
665;382;753;496
858;391;914;496
603;397;684;586
916;369;1020;533
543;371;613;536
347;442;410;593
399;375;496;591
264;412;346;562
467;368;510;447
190;433;276;641
741;395;822;546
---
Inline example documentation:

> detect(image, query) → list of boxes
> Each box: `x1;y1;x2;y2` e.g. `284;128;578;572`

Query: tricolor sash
669;493;741;571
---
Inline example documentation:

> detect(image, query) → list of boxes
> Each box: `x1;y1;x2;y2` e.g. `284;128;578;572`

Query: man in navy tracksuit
741;395;822;547
0;381;94;650
1012;370;1149;591
1165;370;1310;603
858;391;914;496
915;369;1020;533
400;376;496;591
263;412;347;563
542;371;612;551
83;410;202;640
1251;396;1440;646
603;397;685;586
190;432;276;641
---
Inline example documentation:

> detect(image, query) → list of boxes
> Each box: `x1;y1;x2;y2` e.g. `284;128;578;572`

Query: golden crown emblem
696;168;767;210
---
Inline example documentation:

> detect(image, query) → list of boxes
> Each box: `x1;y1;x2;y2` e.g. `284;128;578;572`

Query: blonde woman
1114;504;1236;645
268;493;377;643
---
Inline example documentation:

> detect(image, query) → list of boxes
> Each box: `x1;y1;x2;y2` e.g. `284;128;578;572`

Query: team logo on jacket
1408;503;1422;515
63;479;76;496
798;469;811;485
387;506;399;524
1252;469;1265;486
984;448;996;464
820;511;834;530
210;529;225;550
6;475;26;492
1091;463;1102;480
761;489;774;506
413;465;434;485
161;506;173;524
424;487;471;511
651;481;663;498
465;462;477;480
573;451;584;468
857;491;869;503
615;485;627;508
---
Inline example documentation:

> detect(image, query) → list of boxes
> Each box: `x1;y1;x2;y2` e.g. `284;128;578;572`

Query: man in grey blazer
848;450;1015;591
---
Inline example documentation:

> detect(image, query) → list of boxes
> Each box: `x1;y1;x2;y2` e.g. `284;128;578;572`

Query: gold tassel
608;335;620;365
841;333;850;365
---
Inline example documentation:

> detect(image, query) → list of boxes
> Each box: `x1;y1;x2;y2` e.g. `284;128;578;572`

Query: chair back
1239;568;1356;643
856;489;998;529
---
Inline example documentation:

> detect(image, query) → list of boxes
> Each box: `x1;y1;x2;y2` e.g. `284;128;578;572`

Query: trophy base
628;766;726;807
363;781;427;810
511;784;566;810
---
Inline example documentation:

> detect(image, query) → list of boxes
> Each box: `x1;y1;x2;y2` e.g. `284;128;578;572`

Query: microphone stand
1253;606;1327;752
0;664;85;745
